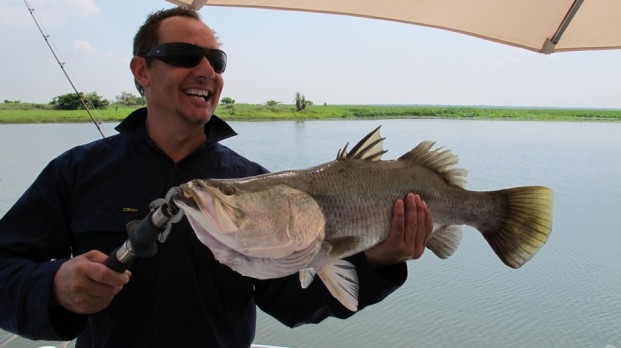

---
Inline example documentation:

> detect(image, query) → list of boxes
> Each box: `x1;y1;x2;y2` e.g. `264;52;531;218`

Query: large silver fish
174;127;553;311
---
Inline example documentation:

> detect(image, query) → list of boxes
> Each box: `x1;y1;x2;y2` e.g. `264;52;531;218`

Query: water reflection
1;120;620;348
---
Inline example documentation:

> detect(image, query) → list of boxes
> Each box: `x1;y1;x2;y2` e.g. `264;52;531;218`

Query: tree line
3;91;314;111
219;92;313;114
46;91;145;110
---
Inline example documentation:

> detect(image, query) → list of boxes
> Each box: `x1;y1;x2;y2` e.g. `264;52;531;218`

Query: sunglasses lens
163;46;203;68
206;50;227;74
145;43;227;73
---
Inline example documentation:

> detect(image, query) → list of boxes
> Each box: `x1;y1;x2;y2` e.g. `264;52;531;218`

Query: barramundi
174;127;553;311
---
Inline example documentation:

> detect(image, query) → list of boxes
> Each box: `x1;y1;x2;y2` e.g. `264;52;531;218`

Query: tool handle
103;246;132;272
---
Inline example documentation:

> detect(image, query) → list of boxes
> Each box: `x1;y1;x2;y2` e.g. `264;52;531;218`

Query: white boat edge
1;334;289;348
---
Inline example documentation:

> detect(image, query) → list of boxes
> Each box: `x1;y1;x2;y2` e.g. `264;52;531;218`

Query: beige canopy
166;0;621;54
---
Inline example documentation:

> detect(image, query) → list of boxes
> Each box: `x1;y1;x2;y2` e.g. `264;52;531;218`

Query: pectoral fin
299;268;317;289
317;260;359;312
327;236;361;258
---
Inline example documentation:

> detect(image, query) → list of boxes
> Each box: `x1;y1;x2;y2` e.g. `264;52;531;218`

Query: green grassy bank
1;102;620;123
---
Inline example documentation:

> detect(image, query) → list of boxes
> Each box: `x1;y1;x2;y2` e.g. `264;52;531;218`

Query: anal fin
427;225;463;259
317;260;359;312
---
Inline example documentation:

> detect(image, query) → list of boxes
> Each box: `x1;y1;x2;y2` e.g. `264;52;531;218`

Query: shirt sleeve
253;252;407;327
0;157;87;340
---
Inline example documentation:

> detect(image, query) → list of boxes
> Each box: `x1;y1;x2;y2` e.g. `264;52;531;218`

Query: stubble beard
179;107;213;127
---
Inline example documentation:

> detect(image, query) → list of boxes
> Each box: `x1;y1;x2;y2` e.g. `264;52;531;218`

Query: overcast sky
1;0;620;108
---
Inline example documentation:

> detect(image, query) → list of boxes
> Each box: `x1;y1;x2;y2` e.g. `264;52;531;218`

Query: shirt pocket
70;207;141;255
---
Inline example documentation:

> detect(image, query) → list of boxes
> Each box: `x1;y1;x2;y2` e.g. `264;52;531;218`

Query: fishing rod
104;188;184;272
23;1;187;273
24;0;106;138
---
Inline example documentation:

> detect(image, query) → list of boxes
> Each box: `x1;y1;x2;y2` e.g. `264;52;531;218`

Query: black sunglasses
143;42;227;74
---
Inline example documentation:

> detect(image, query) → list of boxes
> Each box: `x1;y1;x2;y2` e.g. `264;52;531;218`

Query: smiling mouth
184;88;210;101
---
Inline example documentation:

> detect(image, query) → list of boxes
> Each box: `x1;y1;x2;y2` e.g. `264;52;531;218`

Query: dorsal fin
336;126;387;161
399;141;468;187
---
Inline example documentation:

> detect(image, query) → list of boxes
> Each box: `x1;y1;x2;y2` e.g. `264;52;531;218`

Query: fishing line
23;0;106;138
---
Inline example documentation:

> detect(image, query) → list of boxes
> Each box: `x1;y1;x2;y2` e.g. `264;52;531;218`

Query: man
0;7;432;347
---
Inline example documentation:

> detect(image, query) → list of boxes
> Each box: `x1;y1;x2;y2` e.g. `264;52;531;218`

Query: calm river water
1;119;620;348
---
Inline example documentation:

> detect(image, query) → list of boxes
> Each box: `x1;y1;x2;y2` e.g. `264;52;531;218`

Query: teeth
185;89;210;100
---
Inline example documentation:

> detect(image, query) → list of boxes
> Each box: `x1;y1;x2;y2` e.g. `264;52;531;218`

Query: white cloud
73;39;96;53
73;39;115;57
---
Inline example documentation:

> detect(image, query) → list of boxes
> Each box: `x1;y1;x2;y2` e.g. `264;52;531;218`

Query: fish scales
275;158;496;251
174;126;554;312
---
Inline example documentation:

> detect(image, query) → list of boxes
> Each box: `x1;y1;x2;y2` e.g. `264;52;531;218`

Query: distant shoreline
1;103;620;123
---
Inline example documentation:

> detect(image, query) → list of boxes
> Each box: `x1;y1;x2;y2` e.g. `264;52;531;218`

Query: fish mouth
176;182;201;209
178;180;218;217
177;180;240;231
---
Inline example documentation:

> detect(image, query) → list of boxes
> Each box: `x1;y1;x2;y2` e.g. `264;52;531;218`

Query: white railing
0;333;70;348
0;334;287;348
0;334;18;348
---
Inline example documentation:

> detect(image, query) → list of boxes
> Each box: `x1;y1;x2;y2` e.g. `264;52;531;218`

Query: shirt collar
114;107;238;143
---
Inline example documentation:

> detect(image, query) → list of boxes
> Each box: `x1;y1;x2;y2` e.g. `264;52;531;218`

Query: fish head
177;178;326;260
180;179;243;234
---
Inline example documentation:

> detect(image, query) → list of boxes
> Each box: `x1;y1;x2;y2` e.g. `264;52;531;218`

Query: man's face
142;16;224;126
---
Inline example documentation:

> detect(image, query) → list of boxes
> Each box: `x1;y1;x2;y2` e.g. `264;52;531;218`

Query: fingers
385;193;432;261
83;251;131;297
406;193;432;259
364;193;433;268
53;250;131;314
405;193;422;259
84;251;131;287
387;197;405;244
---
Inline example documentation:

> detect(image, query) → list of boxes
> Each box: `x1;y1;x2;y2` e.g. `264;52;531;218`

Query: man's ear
130;56;149;90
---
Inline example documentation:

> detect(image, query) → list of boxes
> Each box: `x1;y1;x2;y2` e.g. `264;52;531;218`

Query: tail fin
481;186;553;268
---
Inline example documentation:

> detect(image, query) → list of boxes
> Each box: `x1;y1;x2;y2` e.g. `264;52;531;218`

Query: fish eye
220;184;236;196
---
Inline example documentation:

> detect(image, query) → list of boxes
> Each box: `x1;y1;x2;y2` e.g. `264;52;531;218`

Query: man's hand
52;250;131;314
365;193;433;269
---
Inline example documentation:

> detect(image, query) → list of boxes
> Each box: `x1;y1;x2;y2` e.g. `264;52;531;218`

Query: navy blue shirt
0;108;407;347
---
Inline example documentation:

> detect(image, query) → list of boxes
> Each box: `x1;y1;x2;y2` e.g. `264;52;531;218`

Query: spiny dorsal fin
336;126;387;161
399;141;467;188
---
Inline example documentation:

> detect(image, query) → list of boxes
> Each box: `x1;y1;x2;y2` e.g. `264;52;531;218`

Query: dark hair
132;7;202;96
